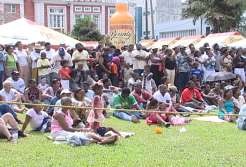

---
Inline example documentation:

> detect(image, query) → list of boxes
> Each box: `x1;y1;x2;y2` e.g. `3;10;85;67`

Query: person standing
132;44;148;76
233;48;246;83
30;44;43;81
5;45;18;79
164;49;176;86
0;45;6;89
149;48;164;86
121;44;134;67
15;41;30;85
72;43;89;79
213;43;222;72
176;46;191;91
43;42;55;61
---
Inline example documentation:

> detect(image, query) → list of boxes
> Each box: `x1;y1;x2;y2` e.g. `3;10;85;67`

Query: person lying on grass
218;88;237;122
0;113;26;142
51;97;117;145
21;100;51;133
112;87;144;123
87;83;121;137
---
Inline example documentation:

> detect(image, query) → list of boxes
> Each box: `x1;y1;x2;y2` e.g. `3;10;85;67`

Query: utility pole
145;0;149;39
150;0;155;39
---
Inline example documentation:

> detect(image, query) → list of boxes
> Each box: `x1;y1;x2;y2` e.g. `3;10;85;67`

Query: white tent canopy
228;39;246;48
0;18;80;47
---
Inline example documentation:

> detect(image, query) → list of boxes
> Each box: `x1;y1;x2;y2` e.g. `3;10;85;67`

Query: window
93;7;101;13
93;14;100;30
75;7;83;12
48;7;65;30
84;7;92;12
6;4;16;13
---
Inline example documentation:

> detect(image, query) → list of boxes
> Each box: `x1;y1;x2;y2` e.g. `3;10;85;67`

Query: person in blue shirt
0;45;6;89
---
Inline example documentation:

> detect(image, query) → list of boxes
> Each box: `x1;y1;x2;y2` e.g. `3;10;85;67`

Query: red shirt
180;88;203;103
132;90;152;104
59;67;71;80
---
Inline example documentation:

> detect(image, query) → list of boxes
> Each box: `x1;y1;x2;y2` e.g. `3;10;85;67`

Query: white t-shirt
15;49;29;66
72;50;89;70
153;90;172;104
43;49;56;60
122;51;134;65
26;109;48;130
0;88;19;101
6;77;25;93
132;50;148;70
30;51;40;69
51;53;73;74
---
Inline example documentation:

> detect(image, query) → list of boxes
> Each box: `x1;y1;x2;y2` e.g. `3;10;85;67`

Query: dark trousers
0;104;18;121
176;72;190;91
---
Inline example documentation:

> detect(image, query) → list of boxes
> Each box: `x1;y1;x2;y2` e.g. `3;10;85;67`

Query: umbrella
206;72;237;82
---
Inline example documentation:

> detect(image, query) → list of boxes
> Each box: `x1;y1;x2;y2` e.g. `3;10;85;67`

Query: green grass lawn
1;117;246;167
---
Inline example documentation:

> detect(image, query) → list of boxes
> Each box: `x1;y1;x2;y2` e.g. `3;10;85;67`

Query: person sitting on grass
180;80;205;110
218;88;237;122
87;83;120;137
24;79;42;105
145;99;170;127
0;113;26;142
112;88;143;123
51;97;117;145
21;100;51;133
131;82;152;109
0;80;25;113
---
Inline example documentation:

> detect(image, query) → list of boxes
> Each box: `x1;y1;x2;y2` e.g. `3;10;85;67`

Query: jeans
0;104;17;121
113;111;143;121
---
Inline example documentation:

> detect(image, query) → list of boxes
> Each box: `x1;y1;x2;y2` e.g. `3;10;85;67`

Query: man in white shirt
43;42;56;61
51;47;73;80
0;80;24;113
15;41;30;85
6;71;25;94
121;44;134;67
132;44;149;75
31;44;43;80
153;84;172;104
72;43;89;70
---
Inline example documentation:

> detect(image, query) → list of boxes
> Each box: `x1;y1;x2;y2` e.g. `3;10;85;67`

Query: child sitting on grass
21;100;51;133
87;83;121;137
218;88;237;122
146;99;191;127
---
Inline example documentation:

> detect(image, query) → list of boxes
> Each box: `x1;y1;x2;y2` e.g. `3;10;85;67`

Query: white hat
60;89;72;95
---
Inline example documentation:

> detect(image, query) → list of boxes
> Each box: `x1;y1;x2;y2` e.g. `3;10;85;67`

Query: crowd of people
0;40;245;145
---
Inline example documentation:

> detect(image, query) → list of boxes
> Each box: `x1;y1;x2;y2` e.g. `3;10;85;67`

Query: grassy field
1;117;246;167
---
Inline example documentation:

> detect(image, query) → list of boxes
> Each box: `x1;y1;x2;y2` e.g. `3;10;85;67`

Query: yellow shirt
37;58;50;76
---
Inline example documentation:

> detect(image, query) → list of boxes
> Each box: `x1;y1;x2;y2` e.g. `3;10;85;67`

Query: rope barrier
0;101;243;117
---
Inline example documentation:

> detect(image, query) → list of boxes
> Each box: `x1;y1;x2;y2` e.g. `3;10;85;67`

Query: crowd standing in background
0;41;245;144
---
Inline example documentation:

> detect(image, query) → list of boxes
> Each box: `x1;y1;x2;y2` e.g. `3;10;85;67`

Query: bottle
110;3;135;49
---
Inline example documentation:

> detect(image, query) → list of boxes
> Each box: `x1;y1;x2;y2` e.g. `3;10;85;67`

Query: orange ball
154;127;162;134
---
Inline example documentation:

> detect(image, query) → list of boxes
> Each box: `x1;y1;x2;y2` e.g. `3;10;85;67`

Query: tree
183;0;244;33
72;17;103;41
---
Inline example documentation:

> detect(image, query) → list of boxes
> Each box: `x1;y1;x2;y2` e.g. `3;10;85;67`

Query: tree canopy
183;0;245;33
72;17;103;41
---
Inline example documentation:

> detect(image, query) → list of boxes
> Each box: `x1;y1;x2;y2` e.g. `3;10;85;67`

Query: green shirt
112;94;137;109
6;54;17;70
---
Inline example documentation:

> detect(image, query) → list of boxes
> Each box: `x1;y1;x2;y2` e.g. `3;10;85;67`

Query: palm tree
183;0;244;33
